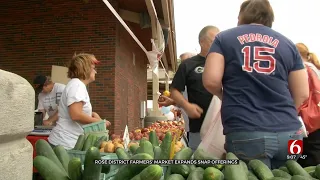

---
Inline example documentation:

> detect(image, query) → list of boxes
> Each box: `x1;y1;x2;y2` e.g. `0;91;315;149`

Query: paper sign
123;125;130;150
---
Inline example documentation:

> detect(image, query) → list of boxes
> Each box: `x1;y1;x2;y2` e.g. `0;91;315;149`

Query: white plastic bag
298;116;308;138
198;96;226;159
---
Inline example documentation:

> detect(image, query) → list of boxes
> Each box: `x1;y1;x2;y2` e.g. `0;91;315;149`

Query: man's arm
170;88;190;110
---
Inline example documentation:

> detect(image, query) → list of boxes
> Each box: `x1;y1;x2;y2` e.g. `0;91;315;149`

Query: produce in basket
72;133;124;153
109;120;185;142
98;121;185;154
100;139;124;153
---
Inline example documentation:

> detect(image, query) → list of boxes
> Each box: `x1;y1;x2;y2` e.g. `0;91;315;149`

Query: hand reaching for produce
185;103;203;119
158;95;175;106
163;90;171;97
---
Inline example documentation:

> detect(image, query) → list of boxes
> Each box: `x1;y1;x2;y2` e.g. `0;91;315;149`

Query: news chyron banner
95;159;240;165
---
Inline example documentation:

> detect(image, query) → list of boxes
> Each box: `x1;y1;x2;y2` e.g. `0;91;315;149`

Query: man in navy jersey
170;26;219;151
203;0;309;169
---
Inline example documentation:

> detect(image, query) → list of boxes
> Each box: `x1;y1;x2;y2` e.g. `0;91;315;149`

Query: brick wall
0;0;148;134
114;24;148;134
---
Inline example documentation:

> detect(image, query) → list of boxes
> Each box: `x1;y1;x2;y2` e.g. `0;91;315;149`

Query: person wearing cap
33;75;66;126
48;53;111;149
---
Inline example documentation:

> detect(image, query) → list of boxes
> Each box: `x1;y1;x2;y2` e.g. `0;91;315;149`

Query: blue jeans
225;129;303;169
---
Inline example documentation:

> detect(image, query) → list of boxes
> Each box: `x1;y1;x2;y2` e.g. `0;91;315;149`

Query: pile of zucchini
33;139;105;180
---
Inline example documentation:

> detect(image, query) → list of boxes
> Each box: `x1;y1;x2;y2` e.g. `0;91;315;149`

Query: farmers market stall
31;119;320;180
30;117;320;180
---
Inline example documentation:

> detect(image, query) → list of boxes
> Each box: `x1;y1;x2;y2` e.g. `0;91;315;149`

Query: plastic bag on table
198;96;226;159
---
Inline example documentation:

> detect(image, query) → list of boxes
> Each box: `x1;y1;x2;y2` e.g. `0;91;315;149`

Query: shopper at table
202;0;309;169
170;25;219;151
48;53;111;149
33;75;66;126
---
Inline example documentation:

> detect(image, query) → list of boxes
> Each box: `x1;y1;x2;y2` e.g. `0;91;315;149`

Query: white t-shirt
48;78;92;150
37;83;66;118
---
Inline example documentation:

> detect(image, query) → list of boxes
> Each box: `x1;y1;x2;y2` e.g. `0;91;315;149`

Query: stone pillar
0;70;34;180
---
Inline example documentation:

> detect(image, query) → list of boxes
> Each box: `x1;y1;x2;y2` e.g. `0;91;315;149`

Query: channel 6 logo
288;140;303;155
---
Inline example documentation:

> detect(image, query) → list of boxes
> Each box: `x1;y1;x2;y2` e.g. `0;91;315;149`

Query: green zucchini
53;145;70;173
116;147;130;160
74;134;85;150
272;169;291;178
149;130;159;146
35;139;66;174
187;167;204;180
248;159;274;180
223;153;247;180
82;147;102;180
286;160;312;178
33;156;69;180
68;157;83;180
93;135;106;148
167;174;185;180
82;134;97;151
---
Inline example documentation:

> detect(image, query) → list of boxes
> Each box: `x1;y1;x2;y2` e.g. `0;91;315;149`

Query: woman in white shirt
33;75;66;126
48;53;111;149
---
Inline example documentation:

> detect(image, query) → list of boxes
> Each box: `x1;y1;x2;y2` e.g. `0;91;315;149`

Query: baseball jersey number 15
242;46;276;74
